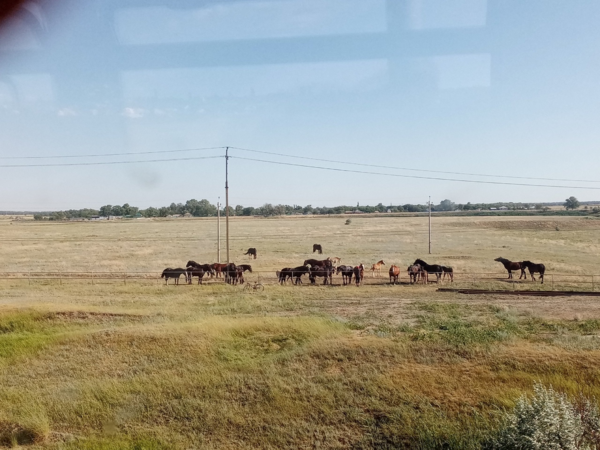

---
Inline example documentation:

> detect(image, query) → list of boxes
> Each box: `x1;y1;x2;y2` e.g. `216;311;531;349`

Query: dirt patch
48;311;144;323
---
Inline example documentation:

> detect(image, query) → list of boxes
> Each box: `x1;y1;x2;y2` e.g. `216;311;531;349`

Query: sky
0;0;599;210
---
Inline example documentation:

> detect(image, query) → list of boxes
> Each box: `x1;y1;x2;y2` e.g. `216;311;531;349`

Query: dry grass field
1;214;600;449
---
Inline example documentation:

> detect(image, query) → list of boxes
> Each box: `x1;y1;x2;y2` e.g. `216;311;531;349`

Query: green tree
437;199;456;211
235;205;244;216
564;196;580;210
143;207;158;218
99;205;112;217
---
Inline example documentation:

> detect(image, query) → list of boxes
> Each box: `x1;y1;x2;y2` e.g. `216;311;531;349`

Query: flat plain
1;214;600;449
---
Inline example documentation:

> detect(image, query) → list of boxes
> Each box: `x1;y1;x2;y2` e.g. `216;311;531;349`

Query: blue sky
0;0;599;210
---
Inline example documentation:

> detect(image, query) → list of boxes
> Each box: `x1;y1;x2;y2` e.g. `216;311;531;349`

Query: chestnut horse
370;260;385;277
494;257;525;280
211;263;228;278
389;265;400;284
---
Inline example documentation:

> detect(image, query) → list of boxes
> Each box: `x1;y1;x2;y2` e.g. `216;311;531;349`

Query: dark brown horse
407;264;423;284
161;268;187;285
353;264;364;286
186;261;215;277
244;248;257;259
309;266;334;285
414;259;443;283
279;266;310;285
494;257;526;280
521;261;545;283
312;244;323;254
186;267;209;285
224;263;238;284
238;264;253;273
389;265;400;284
441;266;454;282
303;259;332;268
336;265;354;285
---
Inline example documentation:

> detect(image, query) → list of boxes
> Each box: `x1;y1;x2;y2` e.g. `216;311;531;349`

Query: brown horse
303;259;332;268
494;257;526;280
244;248;257;259
407;264;423;284
211;263;228;278
370;260;385;277
161;268;187;285
312;244;323;254
521;261;545;283
389;265;400;284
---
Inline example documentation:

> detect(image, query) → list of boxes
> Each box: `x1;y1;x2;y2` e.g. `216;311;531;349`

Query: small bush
345;219;352;225
489;383;600;449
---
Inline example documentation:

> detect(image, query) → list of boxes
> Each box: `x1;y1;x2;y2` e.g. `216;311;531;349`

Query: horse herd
276;258;455;287
159;246;546;287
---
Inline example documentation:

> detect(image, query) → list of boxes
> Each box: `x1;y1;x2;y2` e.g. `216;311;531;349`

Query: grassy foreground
0;215;599;448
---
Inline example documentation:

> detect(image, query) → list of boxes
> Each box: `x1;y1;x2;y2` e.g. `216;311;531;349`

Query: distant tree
33;214;43;221
564;196;580;210
158;207;170;217
99;205;112;217
111;205;124;216
437;199;456;211
234;205;244;216
261;203;275;216
143;207;158;218
242;207;255;216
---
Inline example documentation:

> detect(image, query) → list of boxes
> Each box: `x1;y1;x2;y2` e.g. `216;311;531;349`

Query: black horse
224;263;238;285
186;267;209;285
414;259;443;283
186;261;215;277
312;244;323;254
238;264;253;273
353;264;364;286
521;261;545;283
494;257;526;280
441;266;454;282
244;248;257;259
161;267;187;285
280;266;310;285
309;266;334;285
336;265;354;286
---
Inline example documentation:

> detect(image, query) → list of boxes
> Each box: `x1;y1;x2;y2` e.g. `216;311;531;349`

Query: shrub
489;383;600;449
345;219;352;225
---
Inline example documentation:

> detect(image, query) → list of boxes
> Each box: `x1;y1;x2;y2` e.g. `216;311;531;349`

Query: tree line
31;197;590;221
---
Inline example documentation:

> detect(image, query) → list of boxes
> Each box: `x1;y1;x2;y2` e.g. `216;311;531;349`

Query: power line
0;146;226;160
232;156;600;190
229;146;600;184
0;155;223;168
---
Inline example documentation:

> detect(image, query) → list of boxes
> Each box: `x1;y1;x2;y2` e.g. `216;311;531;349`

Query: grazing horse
441;266;454;282
407;264;423;284
521;261;546;283
186;267;208;285
494;257;526;280
353;264;365;286
370;260;385;277
211;263;229;278
244;248;257;259
336;265;354;285
389;265;400;284
313;244;323;254
414;259;443;283
278;268;292;284
303;259;332;268
161;268;187;285
309;266;334;285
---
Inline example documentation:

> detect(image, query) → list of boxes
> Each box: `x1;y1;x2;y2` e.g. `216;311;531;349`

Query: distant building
499;206;509;210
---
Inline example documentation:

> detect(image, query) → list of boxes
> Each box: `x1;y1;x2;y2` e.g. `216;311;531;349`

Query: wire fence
0;270;598;292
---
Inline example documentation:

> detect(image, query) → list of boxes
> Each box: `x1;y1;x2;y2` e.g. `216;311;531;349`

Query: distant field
1;215;600;448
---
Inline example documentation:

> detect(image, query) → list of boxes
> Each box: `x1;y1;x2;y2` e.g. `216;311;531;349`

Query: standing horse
353;264;365;286
441;266;454;282
186;267;209;285
389;265;400;284
336;265;354;285
327;257;341;267
187;261;215;277
313;244;323;254
211;263;228;278
414;259;443;283
161;268;187;285
407;264;423;284
289;266;311;285
224;263;238;285
309;266;334;285
303;259;332;268
494;257;526;280
244;248;257;259
370;260;385;277
521;261;545;283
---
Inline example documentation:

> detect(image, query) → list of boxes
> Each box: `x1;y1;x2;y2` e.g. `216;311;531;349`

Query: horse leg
530;270;536;282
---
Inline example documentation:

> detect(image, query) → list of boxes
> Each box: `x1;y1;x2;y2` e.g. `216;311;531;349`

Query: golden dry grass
0;214;600;448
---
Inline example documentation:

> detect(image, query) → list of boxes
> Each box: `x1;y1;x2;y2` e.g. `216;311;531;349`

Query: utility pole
225;147;230;263
217;199;221;263
428;196;432;254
